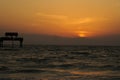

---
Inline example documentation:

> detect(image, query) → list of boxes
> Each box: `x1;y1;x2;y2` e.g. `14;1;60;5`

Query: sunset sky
0;0;120;45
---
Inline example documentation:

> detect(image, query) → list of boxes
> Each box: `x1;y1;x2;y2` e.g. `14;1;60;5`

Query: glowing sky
0;0;120;45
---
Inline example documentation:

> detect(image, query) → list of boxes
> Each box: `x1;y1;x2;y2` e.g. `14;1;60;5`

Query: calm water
0;45;120;80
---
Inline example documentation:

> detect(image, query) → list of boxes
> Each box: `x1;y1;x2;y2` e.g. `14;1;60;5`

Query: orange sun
76;31;89;38
79;33;86;37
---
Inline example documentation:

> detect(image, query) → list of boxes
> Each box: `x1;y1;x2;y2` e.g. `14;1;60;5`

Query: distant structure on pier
0;32;23;47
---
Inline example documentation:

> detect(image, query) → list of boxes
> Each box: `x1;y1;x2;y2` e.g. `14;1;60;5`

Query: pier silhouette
0;32;23;47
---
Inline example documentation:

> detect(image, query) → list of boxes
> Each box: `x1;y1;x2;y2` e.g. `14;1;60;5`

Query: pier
0;32;23;47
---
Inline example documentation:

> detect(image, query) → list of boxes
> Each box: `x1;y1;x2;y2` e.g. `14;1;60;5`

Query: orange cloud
66;18;94;25
35;13;108;25
36;13;102;25
36;13;68;20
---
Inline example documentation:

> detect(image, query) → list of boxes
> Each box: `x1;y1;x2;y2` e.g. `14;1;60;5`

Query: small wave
15;69;45;73
0;48;21;51
0;78;12;80
0;66;9;71
70;51;90;55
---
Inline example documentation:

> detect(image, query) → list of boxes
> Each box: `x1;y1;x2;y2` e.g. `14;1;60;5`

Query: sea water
0;45;119;80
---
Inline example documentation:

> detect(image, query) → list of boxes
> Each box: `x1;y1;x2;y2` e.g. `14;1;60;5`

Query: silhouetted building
0;32;23;47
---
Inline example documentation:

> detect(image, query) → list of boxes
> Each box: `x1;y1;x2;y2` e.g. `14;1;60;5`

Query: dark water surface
0;45;120;80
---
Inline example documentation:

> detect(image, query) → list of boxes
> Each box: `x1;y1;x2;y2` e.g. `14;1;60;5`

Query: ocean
0;45;119;80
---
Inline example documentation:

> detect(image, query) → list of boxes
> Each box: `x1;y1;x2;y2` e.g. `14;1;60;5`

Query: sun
76;31;88;38
79;33;86;37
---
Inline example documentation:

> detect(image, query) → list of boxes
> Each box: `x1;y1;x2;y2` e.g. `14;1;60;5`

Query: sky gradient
0;0;120;45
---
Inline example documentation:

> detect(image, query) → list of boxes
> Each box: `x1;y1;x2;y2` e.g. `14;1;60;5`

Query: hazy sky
0;0;120;45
